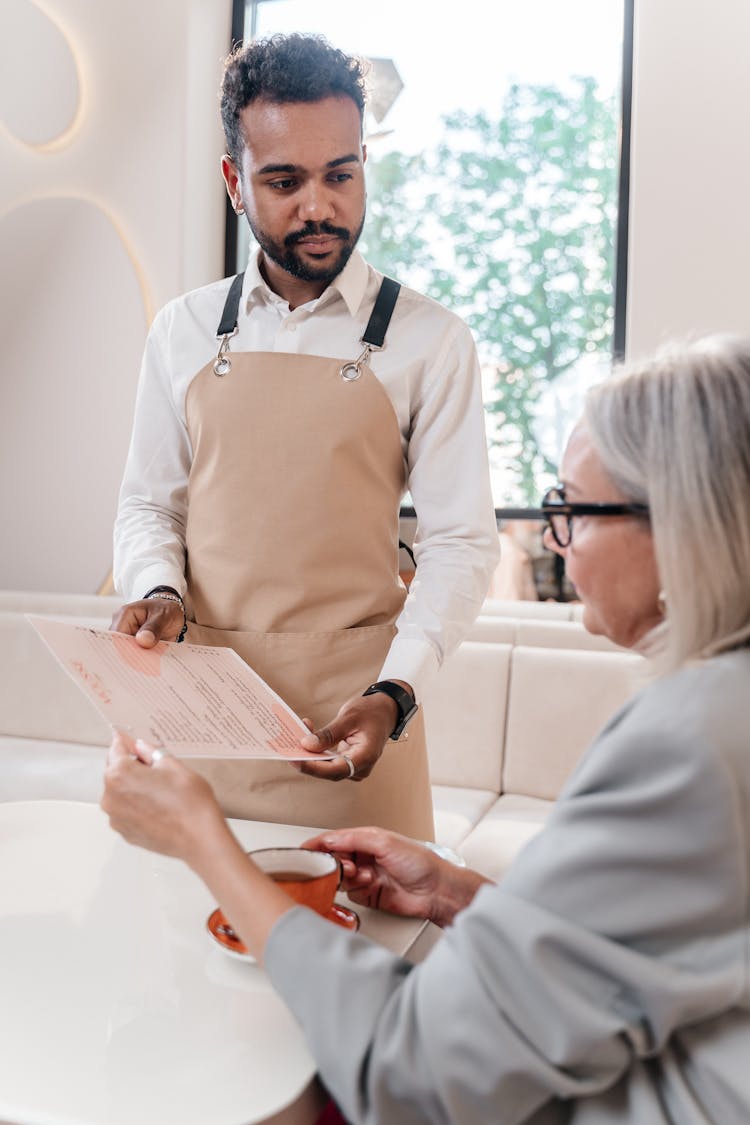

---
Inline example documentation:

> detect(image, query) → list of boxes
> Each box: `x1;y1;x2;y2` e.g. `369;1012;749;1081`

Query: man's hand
293;688;403;782
302;826;491;927
110;597;185;647
294;679;415;782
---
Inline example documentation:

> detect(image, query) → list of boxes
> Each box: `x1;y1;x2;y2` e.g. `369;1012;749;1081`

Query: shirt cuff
130;564;187;603
377;638;440;702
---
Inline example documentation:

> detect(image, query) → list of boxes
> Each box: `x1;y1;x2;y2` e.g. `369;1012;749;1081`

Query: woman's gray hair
584;335;750;670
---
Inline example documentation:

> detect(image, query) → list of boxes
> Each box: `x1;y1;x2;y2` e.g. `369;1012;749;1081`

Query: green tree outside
359;77;619;503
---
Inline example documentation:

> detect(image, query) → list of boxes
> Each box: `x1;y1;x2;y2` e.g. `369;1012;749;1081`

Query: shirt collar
240;248;370;318
326;250;370;316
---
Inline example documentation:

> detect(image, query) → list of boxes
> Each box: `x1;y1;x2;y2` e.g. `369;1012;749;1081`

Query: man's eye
269;179;296;191
329;172;353;183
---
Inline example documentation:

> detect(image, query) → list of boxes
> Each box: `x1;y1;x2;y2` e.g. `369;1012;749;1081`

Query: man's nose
297;180;335;221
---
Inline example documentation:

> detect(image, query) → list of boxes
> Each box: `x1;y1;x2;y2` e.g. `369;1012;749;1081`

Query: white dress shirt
113;250;499;697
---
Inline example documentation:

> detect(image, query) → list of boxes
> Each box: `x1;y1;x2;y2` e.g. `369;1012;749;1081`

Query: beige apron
181;284;434;840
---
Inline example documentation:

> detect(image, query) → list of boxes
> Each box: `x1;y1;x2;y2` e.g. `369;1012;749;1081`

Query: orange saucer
207;902;359;960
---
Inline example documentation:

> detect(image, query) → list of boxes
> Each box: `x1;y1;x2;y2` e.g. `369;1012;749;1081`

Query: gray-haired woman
103;336;750;1124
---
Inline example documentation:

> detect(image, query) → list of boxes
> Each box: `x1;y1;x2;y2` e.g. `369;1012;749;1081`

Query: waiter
112;34;499;837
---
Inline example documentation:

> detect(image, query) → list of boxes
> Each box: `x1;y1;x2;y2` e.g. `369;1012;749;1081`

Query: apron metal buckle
213;328;239;377
340;342;380;382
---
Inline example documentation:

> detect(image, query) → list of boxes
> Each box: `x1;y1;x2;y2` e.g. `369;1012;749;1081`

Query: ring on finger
150;749;165;766
340;753;356;780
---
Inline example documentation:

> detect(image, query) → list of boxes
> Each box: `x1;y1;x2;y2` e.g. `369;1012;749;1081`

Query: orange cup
247;846;341;915
209;847;343;956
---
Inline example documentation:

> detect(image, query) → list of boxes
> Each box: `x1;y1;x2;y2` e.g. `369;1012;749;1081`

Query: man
112;34;499;835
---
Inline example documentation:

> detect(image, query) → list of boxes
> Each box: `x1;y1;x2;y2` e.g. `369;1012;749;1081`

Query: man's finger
134;627;158;648
111;604;148;636
299;721;344;752
297;757;351;781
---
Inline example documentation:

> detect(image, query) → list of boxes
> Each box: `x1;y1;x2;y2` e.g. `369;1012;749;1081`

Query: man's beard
247;214;365;284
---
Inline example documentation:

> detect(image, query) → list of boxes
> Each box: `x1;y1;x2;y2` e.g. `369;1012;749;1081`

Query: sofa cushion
422;642;511;792
431;784;497;850
457;793;552;881
0;735;105;802
502;646;645;801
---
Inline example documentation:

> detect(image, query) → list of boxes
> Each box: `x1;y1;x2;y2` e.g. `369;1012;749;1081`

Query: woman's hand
102;731;298;964
101;731;227;865
303;826;492;928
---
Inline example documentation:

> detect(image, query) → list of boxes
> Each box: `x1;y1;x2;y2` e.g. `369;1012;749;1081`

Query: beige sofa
0;592;647;879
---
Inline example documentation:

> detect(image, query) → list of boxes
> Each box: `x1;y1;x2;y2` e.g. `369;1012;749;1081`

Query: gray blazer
266;649;750;1124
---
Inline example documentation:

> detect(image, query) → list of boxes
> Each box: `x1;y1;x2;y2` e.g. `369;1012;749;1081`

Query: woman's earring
657;590;667;616
235;202;244;215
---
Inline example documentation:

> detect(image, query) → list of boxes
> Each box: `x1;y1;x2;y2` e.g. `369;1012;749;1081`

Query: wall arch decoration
0;0;82;150
0;195;148;592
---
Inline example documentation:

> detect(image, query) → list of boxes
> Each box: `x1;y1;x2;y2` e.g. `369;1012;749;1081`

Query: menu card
28;616;335;761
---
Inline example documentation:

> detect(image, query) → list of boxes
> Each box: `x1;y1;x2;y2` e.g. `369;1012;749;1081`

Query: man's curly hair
221;33;368;165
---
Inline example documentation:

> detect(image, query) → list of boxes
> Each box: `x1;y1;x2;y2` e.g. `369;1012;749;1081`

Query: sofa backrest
469;614;625;653
424;637;646;800
0;591;121;617
503;646;645;800
0;610;112;745
422;642;511;792
2;589;646;809
481;598;573;620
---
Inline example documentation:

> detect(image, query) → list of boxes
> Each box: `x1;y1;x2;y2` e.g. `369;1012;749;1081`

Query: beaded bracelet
144;587;188;643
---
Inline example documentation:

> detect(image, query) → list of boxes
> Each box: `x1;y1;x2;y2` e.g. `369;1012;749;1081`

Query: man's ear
362;143;367;167
221;154;242;211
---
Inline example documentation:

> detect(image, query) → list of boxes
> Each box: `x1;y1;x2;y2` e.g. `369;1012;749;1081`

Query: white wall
627;0;750;357
0;0;229;593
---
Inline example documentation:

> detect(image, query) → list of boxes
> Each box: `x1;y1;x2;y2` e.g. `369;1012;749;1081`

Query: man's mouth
295;235;341;254
285;224;350;253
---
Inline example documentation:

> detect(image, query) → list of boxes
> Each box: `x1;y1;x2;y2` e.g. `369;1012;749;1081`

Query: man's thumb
300;721;340;753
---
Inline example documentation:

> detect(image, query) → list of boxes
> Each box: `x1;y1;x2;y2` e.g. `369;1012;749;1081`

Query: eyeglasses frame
501;488;647;549
525;487;651;548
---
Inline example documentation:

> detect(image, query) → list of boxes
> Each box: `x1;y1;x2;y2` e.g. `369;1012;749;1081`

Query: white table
0;801;426;1125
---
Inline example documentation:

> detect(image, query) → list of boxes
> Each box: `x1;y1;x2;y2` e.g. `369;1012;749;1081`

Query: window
231;0;631;512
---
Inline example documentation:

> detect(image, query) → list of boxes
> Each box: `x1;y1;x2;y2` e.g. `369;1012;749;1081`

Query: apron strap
362;276;401;348
216;272;245;337
398;539;416;568
215;272;401;346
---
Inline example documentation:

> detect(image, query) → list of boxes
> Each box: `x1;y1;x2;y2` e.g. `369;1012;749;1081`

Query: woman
102;336;750;1124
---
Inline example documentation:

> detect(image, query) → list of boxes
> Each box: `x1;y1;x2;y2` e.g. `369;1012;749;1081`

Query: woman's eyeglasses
539;487;650;548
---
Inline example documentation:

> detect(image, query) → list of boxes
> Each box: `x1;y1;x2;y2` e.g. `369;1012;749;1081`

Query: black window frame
223;0;634;521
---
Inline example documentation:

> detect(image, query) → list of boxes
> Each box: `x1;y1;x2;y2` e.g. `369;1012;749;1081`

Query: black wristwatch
362;680;419;740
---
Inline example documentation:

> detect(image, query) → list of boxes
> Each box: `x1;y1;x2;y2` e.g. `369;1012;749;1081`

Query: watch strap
362;680;418;740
